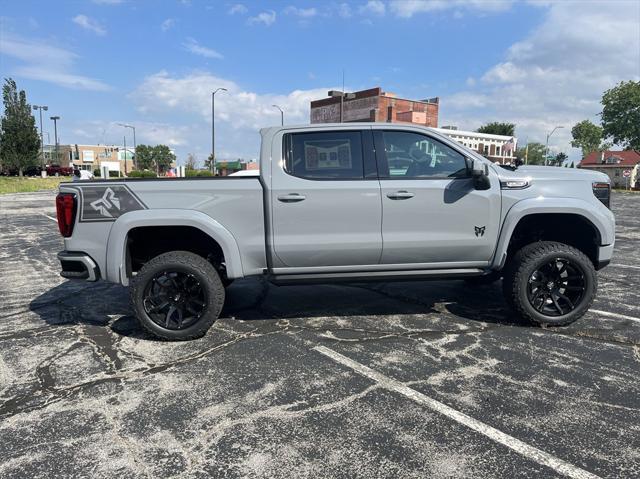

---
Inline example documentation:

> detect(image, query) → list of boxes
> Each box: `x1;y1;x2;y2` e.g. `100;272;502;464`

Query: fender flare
105;209;244;286
490;198;615;269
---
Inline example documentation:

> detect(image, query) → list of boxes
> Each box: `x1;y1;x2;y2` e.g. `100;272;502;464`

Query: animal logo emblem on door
90;188;121;218
474;226;486;237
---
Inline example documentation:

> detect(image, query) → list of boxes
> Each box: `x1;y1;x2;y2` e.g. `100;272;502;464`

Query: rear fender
105;209;243;286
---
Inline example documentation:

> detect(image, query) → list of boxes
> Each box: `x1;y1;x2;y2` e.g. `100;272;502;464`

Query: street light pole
50;116;60;165
545;126;564;166
33;105;48;169
272;105;284;126
211;87;227;174
117;123;137;169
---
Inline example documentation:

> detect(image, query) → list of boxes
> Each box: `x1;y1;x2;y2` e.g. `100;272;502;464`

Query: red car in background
46;165;73;176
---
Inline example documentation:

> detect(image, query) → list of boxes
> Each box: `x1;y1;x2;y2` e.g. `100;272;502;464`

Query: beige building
44;144;135;174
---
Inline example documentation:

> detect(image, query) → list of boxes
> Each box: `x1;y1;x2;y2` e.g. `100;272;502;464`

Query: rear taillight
56;193;77;237
592;182;611;209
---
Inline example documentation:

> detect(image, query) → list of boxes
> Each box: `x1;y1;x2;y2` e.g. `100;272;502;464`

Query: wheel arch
106;209;243;286
491;198;613;270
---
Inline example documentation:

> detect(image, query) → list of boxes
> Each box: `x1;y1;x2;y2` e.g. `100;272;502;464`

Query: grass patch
0;176;70;195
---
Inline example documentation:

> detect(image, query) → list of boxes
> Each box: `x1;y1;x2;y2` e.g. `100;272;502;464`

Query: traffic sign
623;169;631;178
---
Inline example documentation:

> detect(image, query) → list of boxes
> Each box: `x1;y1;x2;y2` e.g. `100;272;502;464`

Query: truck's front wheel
130;251;225;340
502;241;597;327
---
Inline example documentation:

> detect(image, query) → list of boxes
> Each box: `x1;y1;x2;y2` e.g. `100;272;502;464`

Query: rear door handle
386;190;415;200
277;193;306;203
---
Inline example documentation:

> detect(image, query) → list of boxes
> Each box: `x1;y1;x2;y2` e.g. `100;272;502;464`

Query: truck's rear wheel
130;251;225;340
502;241;596;327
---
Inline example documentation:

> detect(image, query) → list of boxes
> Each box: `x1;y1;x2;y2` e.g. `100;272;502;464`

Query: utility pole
545;126;564;166
33;105;48;169
272;104;284;126
123;134;128;176
117;123;137;169
50;116;60;165
211;87;227;174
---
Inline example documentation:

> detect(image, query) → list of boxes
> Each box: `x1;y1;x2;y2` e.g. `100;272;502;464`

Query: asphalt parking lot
0;191;638;478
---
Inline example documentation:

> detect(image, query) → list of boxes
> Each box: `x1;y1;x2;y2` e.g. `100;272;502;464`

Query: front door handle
277;193;306;203
386;190;415;200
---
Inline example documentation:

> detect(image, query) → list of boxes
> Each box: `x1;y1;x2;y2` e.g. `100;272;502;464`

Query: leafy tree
153;145;175;173
549;151;568;167
571;120;604;158
134;144;155;170
204;153;214;172
515;142;546;165
601;80;640;150
0;78;40;176
133;144;175;173
477;122;516;136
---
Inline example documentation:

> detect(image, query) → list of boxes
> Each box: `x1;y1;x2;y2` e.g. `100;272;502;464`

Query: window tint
382;131;468;178
284;131;364;180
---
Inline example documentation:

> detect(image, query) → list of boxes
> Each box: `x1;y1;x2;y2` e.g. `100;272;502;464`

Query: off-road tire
502;241;597;327
464;270;502;286
130;251;225;340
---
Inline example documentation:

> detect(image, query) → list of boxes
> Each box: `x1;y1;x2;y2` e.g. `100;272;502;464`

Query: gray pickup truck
56;123;615;340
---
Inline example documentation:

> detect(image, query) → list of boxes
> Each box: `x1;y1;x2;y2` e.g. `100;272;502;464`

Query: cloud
182;38;223;59
72;14;107;35
389;0;512;18
0;34;110;91
228;3;248;15
440;1;640;158
161;18;175;31
337;3;352;18
284;6;318;18
130;70;336;158
360;0;386;16
248;10;276;26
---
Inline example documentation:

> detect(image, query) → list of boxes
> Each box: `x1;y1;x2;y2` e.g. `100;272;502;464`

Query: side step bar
269;268;485;285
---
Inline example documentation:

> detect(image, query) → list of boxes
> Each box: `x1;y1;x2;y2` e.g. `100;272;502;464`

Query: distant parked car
46;165;73;176
0;165;43;176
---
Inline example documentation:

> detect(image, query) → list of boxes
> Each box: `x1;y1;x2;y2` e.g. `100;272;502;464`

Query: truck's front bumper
58;251;100;281
596;244;615;270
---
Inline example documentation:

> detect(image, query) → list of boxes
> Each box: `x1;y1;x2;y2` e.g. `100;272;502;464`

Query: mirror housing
470;158;491;190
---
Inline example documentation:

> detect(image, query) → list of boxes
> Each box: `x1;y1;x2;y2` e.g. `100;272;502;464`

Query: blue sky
1;1;639;164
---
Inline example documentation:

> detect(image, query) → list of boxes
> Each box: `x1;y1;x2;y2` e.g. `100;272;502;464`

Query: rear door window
284;131;364;180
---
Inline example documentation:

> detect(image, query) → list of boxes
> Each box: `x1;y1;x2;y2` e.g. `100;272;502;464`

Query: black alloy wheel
527;258;586;316
143;271;208;330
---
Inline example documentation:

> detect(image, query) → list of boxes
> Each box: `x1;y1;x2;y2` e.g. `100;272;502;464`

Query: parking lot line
314;345;601;479
589;309;640;323
41;213;57;223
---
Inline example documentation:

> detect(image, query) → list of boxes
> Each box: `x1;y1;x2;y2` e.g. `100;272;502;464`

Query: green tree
571;120;603;158
153;145;175;173
515;142;546;165
0;78;40;176
477;122;516;136
549;151;568;167
601;80;640;150
134;144;155;170
204;153;214;172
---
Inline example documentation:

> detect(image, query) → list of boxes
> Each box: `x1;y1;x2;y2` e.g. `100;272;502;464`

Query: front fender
105;209;244;286
490;197;615;269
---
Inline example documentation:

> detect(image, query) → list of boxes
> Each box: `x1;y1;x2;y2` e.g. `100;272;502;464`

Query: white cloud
284;6;318;18
182;38;223;59
0;34;110;91
337;3;352;18
440;1;640;159
360;0;386;16
389;0;512;18
228;3;248;15
130;70;336;158
248;10;276;26
161;18;175;31
72;14;107;35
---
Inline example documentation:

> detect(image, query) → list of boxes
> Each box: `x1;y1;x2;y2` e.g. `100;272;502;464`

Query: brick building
310;87;439;126
579;150;640;188
44;144;136;174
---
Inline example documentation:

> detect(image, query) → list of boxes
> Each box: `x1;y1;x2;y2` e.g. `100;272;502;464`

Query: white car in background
229;169;259;176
